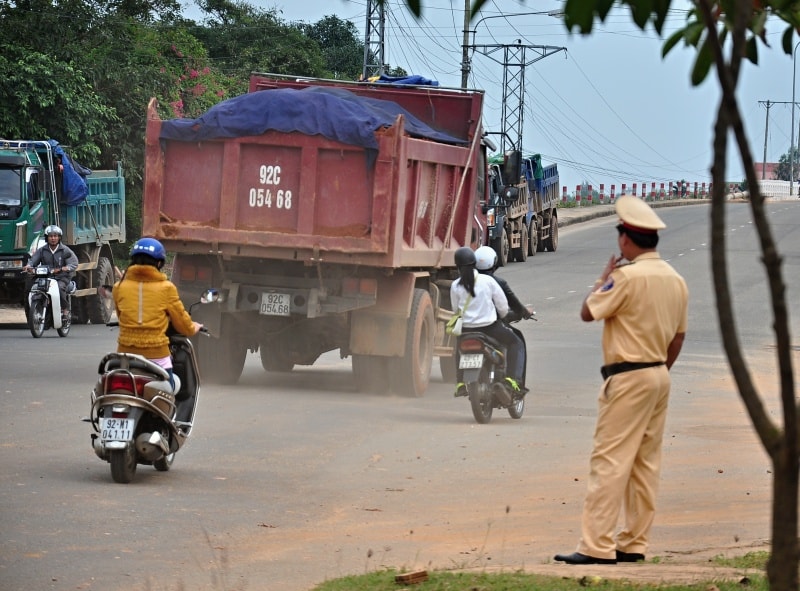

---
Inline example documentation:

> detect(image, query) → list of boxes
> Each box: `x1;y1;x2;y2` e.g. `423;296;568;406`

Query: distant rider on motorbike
23;225;78;323
474;245;532;390
450;246;526;398
113;238;203;392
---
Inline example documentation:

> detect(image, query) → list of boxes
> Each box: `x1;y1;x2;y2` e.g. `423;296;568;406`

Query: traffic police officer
555;196;689;565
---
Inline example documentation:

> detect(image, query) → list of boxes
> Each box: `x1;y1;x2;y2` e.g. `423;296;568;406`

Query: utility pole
758;99;798;186
761;100;771;180
460;0;471;88
362;0;385;81
463;11;566;154
469;42;566;153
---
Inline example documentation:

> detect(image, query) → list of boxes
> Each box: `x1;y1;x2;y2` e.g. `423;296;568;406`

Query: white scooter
26;265;73;338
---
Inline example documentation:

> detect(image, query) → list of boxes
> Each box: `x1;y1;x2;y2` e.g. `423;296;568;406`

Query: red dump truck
142;73;493;396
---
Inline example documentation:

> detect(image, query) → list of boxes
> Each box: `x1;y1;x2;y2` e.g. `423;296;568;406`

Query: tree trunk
767;446;799;591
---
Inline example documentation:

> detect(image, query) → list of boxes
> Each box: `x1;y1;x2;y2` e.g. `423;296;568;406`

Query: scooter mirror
200;288;222;304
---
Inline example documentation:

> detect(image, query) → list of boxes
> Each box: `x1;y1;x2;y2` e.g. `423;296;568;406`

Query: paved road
1;199;797;590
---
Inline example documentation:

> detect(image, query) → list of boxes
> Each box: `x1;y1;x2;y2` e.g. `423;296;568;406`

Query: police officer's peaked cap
615;195;666;233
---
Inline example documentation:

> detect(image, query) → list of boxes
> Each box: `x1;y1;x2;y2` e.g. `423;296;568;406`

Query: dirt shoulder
512;543;768;584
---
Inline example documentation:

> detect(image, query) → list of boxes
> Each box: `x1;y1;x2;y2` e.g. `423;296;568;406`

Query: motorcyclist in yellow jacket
113;238;202;391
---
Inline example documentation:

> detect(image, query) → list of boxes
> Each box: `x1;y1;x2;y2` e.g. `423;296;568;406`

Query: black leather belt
601;361;665;380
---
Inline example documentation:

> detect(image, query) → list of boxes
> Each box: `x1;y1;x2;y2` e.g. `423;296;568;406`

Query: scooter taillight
103;374;153;396
459;338;485;353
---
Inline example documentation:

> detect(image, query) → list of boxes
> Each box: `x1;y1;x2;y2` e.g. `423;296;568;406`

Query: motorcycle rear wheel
28;298;46;338
469;383;493;424
154;452;175;472
110;447;137;483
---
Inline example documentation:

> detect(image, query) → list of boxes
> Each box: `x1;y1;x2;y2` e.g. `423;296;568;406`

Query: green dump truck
0;139;125;324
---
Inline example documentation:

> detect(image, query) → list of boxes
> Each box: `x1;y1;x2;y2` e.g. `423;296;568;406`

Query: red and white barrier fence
562;181;720;204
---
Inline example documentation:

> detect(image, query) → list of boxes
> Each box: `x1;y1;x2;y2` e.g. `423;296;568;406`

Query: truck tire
544;213;559;252
260;344;294;372
512;223;528;262
492;228;509;267
196;321;247;384
527;218;538;257
352;354;390;393
536;217;546;252
439;354;457;383
87;257;115;324
389;288;434;397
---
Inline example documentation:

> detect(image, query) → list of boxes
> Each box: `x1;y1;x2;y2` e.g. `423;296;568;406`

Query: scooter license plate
459;354;484;369
260;292;291;316
100;417;134;442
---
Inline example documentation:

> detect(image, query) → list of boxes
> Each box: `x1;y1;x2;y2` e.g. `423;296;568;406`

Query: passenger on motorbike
474;245;533;323
23;225;78;322
474;245;531;388
450;246;526;398
113;238;203;393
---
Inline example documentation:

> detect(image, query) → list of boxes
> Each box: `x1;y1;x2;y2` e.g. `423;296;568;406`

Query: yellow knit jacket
113;264;196;359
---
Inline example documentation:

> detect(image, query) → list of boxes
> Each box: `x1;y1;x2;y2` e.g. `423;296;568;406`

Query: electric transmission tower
362;0;386;80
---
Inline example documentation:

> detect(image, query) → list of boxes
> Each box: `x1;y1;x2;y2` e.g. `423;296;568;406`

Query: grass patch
711;551;770;570
310;569;767;591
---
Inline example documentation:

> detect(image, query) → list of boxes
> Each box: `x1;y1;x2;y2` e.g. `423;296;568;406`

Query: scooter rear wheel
154;452;175;472
110;447;137;483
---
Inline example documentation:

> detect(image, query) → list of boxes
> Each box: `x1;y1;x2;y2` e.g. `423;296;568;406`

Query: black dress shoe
553;552;616;565
616;550;645;562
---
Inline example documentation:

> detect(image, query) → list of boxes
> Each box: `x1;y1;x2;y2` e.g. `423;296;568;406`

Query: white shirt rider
450;270;509;328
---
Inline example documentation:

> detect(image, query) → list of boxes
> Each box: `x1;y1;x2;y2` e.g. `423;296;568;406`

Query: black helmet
454;246;476;268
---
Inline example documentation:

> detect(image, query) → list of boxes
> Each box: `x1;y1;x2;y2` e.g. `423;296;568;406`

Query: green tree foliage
192;0;327;80
0;45;117;163
297;15;365;80
774;147;800;182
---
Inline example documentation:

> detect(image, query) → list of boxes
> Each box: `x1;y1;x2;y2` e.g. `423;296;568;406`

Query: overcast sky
183;0;791;194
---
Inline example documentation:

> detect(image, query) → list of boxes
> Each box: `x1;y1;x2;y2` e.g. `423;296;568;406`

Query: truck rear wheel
352;354;390;393
512;223;528;262
87;257;115;324
544;214;559;252
260;344;295;372
439;355;457;383
389;288;434;397
196;321;247;384
528;218;538;256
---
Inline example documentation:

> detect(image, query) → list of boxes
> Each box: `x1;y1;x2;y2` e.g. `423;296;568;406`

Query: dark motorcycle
457;312;534;424
26;265;73;338
86;289;217;483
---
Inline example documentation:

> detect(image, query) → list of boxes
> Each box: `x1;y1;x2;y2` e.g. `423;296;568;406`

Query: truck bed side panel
62;169;125;245
145;116;479;268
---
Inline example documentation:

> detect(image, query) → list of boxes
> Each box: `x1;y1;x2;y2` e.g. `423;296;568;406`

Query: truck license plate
100;417;134;442
260;292;291;316
459;354;483;369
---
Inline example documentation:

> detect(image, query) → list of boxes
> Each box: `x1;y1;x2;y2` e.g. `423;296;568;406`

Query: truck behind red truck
142;74;493;396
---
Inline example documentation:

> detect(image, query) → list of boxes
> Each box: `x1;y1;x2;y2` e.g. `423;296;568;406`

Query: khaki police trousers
577;365;671;559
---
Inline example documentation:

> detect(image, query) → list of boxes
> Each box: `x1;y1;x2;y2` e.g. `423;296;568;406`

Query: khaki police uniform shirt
586;252;688;365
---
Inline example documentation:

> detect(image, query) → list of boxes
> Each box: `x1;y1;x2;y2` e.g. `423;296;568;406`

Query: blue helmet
130;237;166;262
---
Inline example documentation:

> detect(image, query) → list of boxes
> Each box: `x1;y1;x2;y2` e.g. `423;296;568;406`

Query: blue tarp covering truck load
0;139;125;324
